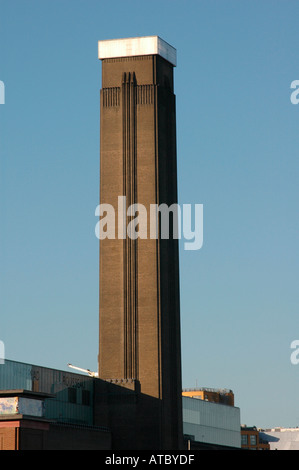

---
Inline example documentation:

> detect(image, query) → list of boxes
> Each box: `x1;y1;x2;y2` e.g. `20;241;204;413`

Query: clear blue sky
1;0;299;429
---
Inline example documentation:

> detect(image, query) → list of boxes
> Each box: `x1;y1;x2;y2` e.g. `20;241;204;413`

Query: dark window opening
82;390;91;406
68;387;77;404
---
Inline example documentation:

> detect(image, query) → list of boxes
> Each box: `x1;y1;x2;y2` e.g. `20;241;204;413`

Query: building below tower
182;387;235;406
0;359;241;450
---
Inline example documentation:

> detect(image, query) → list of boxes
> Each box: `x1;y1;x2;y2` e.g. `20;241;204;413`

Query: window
82;390;90;406
241;434;248;446
250;435;257;446
68;387;77;404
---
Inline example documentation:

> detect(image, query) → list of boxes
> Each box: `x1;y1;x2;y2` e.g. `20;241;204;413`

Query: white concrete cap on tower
98;36;176;66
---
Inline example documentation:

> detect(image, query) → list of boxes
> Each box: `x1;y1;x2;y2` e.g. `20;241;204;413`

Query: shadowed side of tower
97;37;183;450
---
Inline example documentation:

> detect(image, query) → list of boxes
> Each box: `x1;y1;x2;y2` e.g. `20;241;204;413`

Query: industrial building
241;426;270;450
0;360;241;450
182;387;235;407
259;428;299;450
0;36;242;451
182;388;240;449
183;396;241;449
0;359;241;450
0;359;110;450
